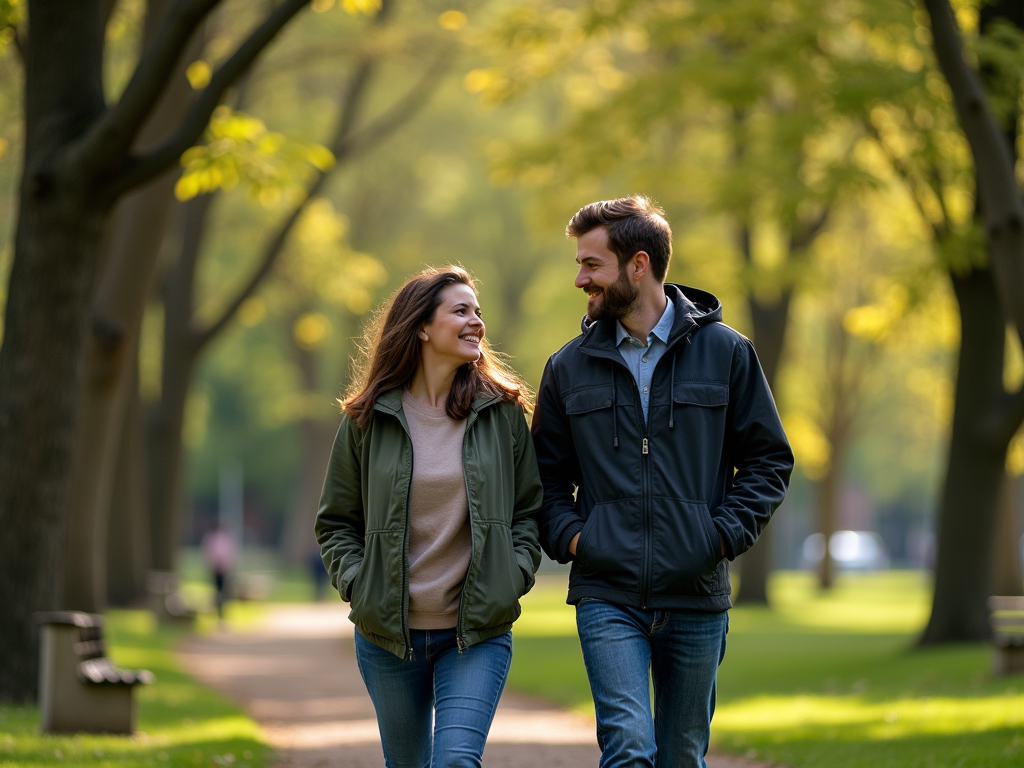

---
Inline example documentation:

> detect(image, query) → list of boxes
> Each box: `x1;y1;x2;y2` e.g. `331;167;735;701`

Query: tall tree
60;0;206;615
146;0;444;577
0;0;318;704
917;0;1024;643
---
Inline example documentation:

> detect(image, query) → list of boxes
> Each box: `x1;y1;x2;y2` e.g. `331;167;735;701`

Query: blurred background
4;1;1024;764
3;0;1022;612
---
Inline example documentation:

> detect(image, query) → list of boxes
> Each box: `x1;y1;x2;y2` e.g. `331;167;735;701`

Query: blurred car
801;530;890;572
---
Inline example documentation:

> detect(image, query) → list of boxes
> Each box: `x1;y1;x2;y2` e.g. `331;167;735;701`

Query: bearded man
531;195;793;768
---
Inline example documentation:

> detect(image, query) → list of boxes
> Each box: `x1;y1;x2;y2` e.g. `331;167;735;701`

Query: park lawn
509;571;1024;768
0;610;272;768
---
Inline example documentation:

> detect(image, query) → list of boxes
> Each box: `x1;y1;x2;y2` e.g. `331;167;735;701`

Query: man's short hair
566;195;672;281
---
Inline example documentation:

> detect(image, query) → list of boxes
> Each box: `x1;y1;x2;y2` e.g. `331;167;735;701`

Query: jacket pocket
463;523;522;631
575;498;644;596
348;530;404;642
649;499;722;597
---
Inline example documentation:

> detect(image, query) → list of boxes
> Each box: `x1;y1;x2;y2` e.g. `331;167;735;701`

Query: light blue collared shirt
615;299;675;425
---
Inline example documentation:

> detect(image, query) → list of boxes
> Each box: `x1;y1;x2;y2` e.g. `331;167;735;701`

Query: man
531;196;793;768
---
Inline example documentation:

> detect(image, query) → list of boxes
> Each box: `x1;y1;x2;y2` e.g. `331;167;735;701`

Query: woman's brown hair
341;266;531;429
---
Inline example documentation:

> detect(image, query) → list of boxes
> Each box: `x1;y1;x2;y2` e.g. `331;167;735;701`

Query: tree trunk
920;0;1024;643
732;291;790;603
816;463;839;590
60;0;203;613
0;0;311;702
107;368;151;607
920;267;1016;643
280;325;340;564
146;194;211;572
992;471;1024;596
0;0;110;703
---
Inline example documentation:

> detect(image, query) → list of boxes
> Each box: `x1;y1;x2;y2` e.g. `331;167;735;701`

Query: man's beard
586;268;640;322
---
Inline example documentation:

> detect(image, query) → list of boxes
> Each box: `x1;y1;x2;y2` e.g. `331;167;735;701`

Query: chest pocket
564;385;615;416
672;381;728;408
671;381;729;472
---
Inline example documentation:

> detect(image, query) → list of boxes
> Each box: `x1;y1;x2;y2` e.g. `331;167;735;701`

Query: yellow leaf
294;313;331;350
464;69;495;93
438;10;467;30
341;0;381;15
174;173;200;201
186;60;212;90
305;144;336;171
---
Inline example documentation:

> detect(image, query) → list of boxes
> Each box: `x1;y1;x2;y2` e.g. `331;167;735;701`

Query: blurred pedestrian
201;522;237;620
308;545;329;601
316;266;543;768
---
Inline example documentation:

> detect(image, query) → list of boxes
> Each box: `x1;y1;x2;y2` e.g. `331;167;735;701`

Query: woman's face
420;283;485;366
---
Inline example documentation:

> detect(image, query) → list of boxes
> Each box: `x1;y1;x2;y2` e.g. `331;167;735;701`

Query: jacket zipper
456;411;479;652
625;373;653;610
402;439;414;660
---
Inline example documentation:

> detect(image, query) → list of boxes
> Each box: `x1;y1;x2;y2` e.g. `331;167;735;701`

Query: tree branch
923;0;1024;343
108;0;312;198
74;0;222;182
862;117;945;240
334;50;451;161
194;0;443;349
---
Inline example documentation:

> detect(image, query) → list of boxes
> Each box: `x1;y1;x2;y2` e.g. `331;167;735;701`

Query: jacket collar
578;283;716;360
373;387;502;416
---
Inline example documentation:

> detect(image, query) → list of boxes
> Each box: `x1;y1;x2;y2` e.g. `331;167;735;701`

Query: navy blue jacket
531;284;793;611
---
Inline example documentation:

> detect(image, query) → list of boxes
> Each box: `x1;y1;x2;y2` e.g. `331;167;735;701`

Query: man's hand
569;532;581;557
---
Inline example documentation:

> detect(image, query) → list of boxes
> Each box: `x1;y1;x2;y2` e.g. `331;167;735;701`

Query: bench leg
992;645;1024;677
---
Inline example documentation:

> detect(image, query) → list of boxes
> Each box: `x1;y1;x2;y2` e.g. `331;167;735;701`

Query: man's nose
574;269;588;289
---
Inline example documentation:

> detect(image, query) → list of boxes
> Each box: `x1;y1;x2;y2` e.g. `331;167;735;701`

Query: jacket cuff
557;520;586;564
711;517;736;561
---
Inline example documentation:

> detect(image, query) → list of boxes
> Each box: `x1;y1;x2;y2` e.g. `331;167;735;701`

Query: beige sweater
401;389;471;630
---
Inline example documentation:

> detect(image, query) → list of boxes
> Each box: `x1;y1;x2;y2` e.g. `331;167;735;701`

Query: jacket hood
579;283;722;340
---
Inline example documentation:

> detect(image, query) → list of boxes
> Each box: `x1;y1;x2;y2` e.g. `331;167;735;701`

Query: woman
315;266;543;768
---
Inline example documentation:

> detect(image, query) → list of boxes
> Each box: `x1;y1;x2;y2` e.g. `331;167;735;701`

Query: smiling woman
315;265;544;768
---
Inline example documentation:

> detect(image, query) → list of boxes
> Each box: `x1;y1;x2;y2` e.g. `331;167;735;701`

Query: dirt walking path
177;603;772;768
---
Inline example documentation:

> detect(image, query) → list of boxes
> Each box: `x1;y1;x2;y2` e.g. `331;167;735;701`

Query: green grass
509;571;1024;768
0;611;271;768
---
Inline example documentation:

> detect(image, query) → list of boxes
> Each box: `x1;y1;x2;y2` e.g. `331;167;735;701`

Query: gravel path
177;603;774;768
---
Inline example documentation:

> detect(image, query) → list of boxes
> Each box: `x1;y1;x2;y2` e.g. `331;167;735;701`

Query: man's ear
631;251;651;280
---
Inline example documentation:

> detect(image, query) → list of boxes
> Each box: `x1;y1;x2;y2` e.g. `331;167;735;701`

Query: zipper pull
642;438;649;455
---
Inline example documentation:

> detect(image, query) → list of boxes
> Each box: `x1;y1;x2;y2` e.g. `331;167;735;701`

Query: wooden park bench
988;596;1024;677
147;570;197;626
36;611;154;734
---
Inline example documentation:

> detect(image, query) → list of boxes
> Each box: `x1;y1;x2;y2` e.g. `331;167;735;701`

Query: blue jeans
575;599;729;768
354;627;512;768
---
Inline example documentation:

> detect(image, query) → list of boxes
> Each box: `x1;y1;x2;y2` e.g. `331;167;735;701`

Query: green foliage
176;106;335;204
0;611;270;768
0;0;23;54
510;572;1024;767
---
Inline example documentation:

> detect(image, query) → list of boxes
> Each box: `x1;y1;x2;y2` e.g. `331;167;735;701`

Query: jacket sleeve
508;403;544;595
711;337;794;559
314;414;366;601
531;357;584;563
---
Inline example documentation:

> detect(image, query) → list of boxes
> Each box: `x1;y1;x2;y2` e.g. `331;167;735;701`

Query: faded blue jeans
354;627;512;768
575;598;729;768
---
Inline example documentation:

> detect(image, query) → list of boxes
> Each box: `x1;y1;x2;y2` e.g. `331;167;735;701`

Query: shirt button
642;357;648;363
643;386;648;393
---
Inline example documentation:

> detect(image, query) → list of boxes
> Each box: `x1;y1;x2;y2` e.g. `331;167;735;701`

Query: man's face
575;227;639;322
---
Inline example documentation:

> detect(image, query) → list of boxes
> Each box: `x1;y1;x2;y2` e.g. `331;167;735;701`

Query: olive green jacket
315;388;544;659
